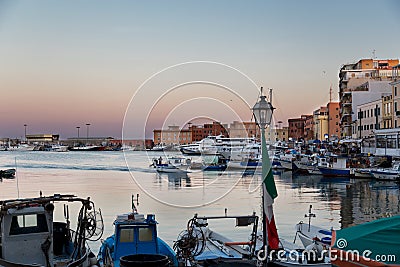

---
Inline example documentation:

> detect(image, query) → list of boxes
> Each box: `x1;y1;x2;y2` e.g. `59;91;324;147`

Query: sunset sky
0;1;399;139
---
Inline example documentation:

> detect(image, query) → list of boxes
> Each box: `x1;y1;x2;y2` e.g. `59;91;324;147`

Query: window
120;228;134;242
10;214;48;235
139;228;153;242
395;87;398;96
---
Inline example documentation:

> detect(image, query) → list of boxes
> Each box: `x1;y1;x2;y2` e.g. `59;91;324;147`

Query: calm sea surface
0;151;399;253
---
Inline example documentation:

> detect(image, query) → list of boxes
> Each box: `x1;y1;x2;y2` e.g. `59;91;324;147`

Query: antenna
269;88;273;105
329;84;333;103
372;49;376;59
15;157;19;199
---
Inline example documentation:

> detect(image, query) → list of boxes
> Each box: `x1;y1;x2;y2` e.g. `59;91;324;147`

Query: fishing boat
331;215;400;267
292;154;328;175
151;156;191;173
69;145;106;151
0;168;16;179
294;206;332;249
7;143;35;151
98;194;178;267
370;162;400;181
227;158;262;170
0;193;102;267
174;213;259;266
318;156;355;177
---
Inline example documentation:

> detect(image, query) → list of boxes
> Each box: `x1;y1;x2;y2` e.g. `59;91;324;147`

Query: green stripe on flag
264;168;277;199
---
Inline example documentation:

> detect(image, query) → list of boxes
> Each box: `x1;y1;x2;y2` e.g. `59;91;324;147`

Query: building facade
327;102;340;140
288;117;305;141
313;107;329;141
339;58;399;137
153;126;191;145
356;99;382;139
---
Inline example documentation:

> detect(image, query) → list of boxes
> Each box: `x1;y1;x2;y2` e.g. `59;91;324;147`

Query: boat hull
318;167;354;177
370;170;400;180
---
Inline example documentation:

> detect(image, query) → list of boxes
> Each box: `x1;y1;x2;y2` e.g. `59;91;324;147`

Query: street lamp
23;124;27;143
252;87;278;265
86;123;91;145
76;127;80;138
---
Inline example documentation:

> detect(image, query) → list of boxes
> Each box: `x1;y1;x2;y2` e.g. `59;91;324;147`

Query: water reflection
156;172;191;188
278;172;400;229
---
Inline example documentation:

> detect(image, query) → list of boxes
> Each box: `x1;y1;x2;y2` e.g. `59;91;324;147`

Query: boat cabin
99;208;178;267
114;213;159;258
1;205;53;265
0;194;100;267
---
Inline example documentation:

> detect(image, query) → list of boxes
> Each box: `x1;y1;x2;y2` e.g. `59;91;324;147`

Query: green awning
332;215;400;265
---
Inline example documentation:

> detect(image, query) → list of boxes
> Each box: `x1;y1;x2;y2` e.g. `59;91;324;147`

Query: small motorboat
98;194;178;267
0;168;16;179
370;162;400;181
151;156;191;173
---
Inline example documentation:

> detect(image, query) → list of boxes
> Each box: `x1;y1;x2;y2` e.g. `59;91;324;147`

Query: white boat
293;155;328;175
295;222;332;249
152;156;191;173
179;143;201;155
354;168;373;178
50;144;69;152
0;193;102;267
7;144;35;151
69;145;105;151
199;135;258;160
370;162;400;181
174;214;259;266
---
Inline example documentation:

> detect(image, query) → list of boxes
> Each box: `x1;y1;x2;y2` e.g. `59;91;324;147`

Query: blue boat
98;195;178;267
318;156;355;177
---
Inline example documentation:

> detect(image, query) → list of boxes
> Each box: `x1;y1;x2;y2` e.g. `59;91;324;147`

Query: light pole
23;124;27;143
86;123;90;145
252;87;278;265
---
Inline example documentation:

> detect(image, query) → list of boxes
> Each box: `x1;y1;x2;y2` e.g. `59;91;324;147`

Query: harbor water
0;151;399;253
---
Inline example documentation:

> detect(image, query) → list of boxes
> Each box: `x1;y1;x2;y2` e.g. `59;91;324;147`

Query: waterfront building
153;126;191;145
356;98;382;139
274;126;288;142
108;139;153;150
288;117;306;141
26;134;59;143
362;128;400;157
339;58;399;137
303;115;314;141
327;102;340;140
153;122;228;145
313;107;329;141
229;121;259;139
391;64;400;128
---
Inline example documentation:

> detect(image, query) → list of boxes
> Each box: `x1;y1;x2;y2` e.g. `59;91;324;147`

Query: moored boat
69;145;106;151
151;156;191;173
318;156;355;177
370;162;400;181
0;193;102;267
98;194;178;267
0;168;16;179
174;213;259;266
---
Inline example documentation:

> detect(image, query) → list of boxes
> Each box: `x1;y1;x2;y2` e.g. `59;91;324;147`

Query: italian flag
262;142;280;250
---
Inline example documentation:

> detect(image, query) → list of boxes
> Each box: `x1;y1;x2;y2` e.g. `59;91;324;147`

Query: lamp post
86;123;91;145
252;87;277;265
23;124;27;143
